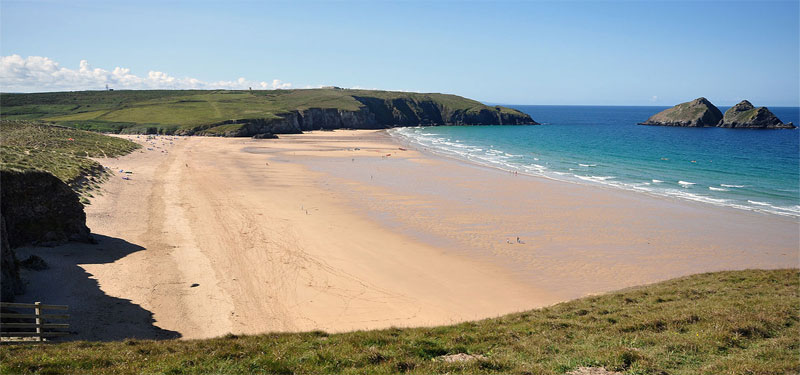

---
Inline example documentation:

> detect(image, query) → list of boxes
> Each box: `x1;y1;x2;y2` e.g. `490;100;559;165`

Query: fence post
34;302;42;342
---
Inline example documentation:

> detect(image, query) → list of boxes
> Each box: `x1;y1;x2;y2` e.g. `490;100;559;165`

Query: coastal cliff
0;121;140;301
1;216;23;301
719;100;795;129
0;170;93;301
191;98;537;137
0;170;92;248
640;98;795;129
638;97;723;127
0;89;538;137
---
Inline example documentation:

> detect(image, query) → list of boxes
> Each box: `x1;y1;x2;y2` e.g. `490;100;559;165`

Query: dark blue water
392;105;799;217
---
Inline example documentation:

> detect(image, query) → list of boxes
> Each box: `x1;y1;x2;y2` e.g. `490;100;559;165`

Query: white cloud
0;55;291;92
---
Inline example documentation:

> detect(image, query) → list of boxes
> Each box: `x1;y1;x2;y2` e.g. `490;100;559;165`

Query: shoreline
13;129;799;341
388;127;800;219
288;130;798;299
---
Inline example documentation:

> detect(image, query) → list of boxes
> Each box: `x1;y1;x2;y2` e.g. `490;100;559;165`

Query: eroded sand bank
15;130;798;340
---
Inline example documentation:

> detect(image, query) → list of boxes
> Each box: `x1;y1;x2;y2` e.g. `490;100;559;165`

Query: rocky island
719;100;795;129
638;97;723;127
639;97;795;129
0;88;538;137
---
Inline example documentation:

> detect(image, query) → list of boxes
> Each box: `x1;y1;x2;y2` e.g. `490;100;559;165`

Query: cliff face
1;170;93;301
352;96;536;127
193;97;537;137
1;215;23;301
1;170;92;249
639;97;723;127
719;100;795;129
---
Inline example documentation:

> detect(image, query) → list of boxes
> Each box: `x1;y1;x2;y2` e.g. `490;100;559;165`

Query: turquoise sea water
391;105;800;218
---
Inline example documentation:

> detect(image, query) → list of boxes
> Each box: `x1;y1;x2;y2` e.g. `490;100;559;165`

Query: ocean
391;105;800;218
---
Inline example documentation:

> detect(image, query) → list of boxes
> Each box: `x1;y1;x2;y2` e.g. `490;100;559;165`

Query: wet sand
16;129;798;340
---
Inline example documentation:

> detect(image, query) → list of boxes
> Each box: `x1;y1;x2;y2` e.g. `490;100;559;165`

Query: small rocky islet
639;97;794;129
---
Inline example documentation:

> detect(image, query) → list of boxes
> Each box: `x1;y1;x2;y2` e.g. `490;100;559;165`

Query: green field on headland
1;269;796;375
0;89;534;136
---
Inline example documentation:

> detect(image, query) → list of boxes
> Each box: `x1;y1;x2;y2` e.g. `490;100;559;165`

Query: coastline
388;127;799;221
288;130;798;299
389;126;800;218
13;129;799;341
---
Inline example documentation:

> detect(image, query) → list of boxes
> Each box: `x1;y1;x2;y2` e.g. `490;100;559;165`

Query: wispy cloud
0;55;291;92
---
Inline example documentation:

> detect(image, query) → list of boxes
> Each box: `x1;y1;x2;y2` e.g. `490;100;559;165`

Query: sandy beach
15;129;799;340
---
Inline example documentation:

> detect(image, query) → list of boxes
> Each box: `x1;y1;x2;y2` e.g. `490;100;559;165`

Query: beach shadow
13;234;181;341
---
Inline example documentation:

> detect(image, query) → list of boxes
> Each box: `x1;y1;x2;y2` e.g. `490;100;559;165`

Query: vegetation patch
0;269;796;374
0;120;140;196
0;89;532;135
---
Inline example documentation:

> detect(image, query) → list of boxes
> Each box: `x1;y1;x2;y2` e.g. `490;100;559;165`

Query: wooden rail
1;302;70;342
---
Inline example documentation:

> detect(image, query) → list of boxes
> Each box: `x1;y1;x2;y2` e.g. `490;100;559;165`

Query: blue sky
1;0;798;106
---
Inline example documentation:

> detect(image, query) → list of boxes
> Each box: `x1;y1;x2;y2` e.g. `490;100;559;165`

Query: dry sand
15;130;799;341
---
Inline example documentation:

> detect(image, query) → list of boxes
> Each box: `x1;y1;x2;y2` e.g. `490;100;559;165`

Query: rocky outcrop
1;215;23;301
719;100;795;129
638;97;723;127
192;98;537;137
640;98;795;129
1;170;92;249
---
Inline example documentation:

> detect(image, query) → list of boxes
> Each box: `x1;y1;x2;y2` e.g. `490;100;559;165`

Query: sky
1;0;798;106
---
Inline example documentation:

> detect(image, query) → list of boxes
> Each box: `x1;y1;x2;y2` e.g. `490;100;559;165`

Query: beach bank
14;130;798;340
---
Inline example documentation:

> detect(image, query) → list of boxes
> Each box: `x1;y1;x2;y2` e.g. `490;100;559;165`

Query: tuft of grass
0;269;796;374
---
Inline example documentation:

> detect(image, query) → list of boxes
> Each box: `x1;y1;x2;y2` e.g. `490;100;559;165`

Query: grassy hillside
0;120;140;197
0;269;796;374
0;89;530;135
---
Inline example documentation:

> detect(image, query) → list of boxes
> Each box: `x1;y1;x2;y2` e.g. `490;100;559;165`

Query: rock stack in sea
639;97;794;129
638;97;723;127
719;100;795;129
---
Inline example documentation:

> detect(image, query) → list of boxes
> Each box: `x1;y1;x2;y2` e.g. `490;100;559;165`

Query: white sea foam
773;205;800;215
576;175;616;183
389;127;799;218
664;189;729;204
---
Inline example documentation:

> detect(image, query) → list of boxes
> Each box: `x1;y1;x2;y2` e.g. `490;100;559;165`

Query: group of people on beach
506;237;524;244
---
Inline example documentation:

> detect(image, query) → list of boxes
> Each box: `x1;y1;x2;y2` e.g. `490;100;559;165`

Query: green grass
0;120;140;189
724;108;760;123
658;101;707;121
1;269;796;374
0;89;529;134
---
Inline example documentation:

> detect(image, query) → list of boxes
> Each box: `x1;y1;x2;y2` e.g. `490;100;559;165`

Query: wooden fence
0;302;70;342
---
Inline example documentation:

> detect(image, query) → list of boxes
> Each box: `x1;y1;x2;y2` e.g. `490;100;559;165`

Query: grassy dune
1;269;796;374
0;120;140;195
0;89;527;135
